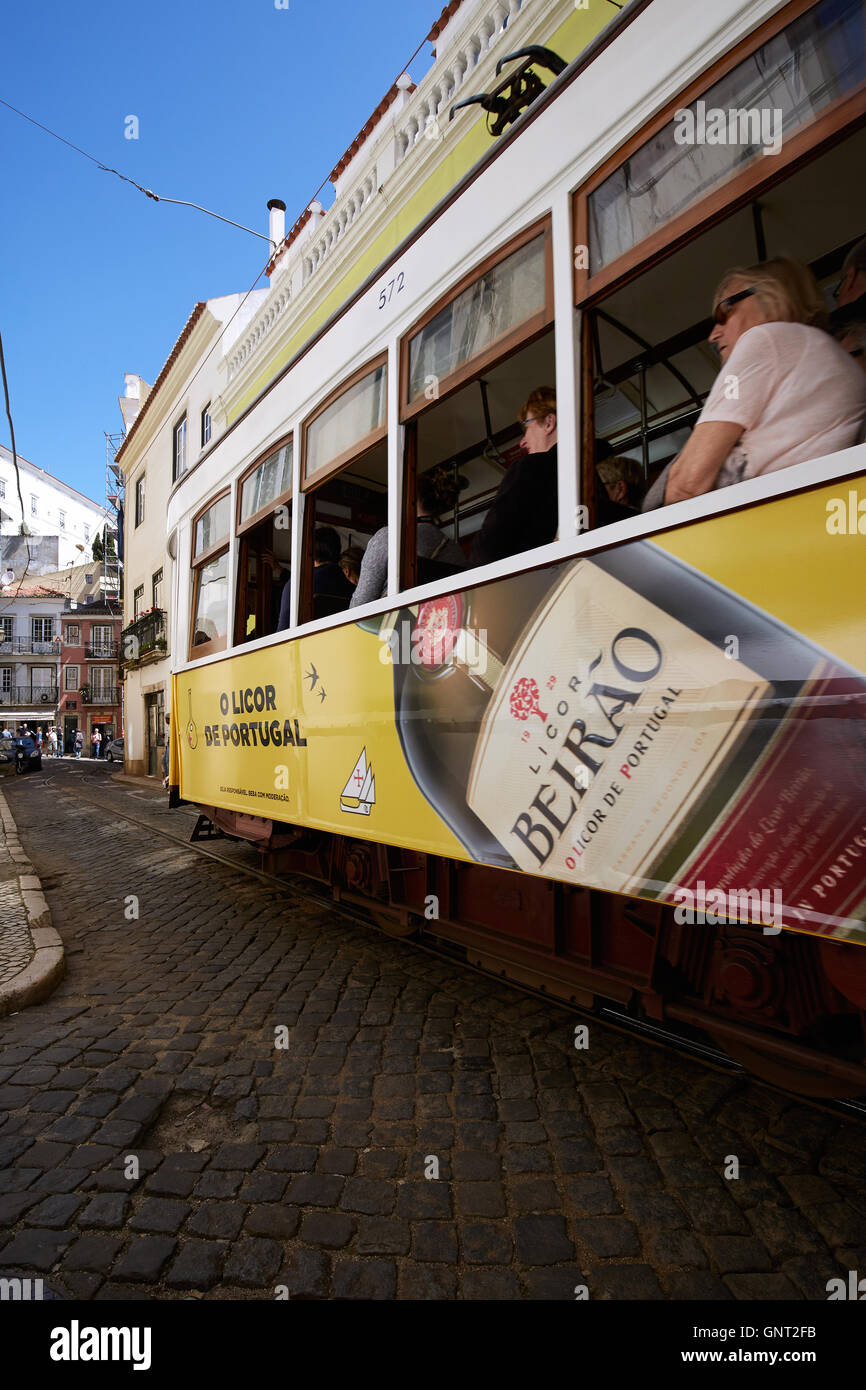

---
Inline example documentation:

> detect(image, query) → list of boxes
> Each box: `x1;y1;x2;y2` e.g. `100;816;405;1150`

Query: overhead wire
0;326;32;610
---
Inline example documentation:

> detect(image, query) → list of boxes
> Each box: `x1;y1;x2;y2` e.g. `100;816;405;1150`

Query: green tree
92;533;104;561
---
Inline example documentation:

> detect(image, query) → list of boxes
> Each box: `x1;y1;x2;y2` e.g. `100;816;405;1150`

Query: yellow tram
167;0;866;1096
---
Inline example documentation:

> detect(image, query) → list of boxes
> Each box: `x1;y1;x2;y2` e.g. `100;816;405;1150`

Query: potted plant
79;685;91;702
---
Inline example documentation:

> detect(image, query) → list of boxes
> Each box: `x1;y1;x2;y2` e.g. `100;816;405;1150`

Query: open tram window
300;356;388;620
575;0;866;524
235;439;293;643
189;491;231;659
399;218;556;588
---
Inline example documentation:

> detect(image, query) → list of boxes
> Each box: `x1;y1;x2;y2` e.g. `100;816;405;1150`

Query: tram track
22;770;866;1127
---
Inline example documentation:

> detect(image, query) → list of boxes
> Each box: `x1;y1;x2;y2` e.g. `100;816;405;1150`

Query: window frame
59;510;66;530
300;353;388;491
201;403;212;448
236;433;294;537
134;474;146;528
152;567;164;610
64;664;80;691
399;215;554;422
173;412;189;483
133;584;145;619
572;0;866;306
189;489;232;660
64;623;80;644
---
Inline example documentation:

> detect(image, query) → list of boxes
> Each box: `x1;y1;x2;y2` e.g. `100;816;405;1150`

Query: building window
173;414;188;482
65;664;80;691
84;524;90;542
31;617;53;643
201;403;212;448
152;568;163;610
0;479;5;499
133;584;145;618
91;667;115;700
91;625;113;655
135;475;146;527
30;494;37;515
65;624;80;644
31;666;54;699
1;667;11;693
0;617;12;643
59;510;66;530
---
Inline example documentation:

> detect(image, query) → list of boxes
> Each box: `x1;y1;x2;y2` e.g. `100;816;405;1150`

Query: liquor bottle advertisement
173;474;866;945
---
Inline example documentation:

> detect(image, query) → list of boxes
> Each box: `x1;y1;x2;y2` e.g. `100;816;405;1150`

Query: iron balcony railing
0;686;59;706
0;637;61;655
120;609;167;665
85;641;119;659
79;686;122;705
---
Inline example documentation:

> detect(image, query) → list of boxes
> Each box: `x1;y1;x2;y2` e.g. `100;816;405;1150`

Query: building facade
57;600;122;756
0;585;65;734
0;444;110;576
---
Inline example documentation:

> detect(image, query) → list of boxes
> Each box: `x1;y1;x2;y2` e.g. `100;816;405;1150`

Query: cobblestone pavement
0;761;864;1301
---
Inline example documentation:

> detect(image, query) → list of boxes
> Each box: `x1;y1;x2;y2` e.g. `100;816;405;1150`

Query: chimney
124;374;140;400
267;199;287;251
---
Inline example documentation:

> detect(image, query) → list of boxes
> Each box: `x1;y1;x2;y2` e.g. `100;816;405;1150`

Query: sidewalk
0;786;64;1017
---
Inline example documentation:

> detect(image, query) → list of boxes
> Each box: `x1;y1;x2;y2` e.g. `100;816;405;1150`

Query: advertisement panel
174;475;866;944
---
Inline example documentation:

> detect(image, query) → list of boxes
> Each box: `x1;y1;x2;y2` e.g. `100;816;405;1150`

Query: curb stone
0;787;64;1017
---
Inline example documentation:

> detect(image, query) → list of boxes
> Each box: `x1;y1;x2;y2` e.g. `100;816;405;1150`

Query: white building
0;444;109;576
0;584;66;732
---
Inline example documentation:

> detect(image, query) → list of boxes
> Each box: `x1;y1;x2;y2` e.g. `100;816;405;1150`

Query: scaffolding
104;430;124;611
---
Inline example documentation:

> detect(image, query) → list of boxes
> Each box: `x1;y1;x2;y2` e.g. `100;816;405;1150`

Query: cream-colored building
116;295;266;776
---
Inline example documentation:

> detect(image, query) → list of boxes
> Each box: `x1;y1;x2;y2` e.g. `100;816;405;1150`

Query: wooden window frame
152;568;163;610
573;0;866;306
189;546;230;662
64;624;79;644
201;403;212;448
297;429;388;624
236;432;294;536
189;489;231;660
300;353;388;491
64;664;80;691
190;488;231;570
133;585;144;619
399;216;554;423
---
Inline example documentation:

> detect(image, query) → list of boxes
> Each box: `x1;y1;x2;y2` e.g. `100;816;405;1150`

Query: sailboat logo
340;747;375;816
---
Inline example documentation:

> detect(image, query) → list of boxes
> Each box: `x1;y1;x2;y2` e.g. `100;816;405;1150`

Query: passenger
340;546;364;589
349;465;466;608
836;320;866;378
596;455;644;525
469;387;558;567
832;236;866;318
275;565;292;633
644;258;866;508
313;526;354;606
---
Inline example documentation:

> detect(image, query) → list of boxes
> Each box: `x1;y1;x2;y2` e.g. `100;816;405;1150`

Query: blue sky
0;0;437;512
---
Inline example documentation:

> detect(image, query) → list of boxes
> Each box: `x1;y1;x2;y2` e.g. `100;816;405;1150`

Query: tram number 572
378;271;405;309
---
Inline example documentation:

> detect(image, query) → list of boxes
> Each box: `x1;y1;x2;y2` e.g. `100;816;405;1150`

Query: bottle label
467;559;866;938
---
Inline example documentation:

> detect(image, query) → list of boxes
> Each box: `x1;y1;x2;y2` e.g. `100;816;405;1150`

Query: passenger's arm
348;529;388;608
664;421;745;504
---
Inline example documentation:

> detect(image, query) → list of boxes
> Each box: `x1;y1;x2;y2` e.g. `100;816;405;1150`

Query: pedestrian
47;726;57;757
74;729;83;759
91;728;102;759
35;727;43;752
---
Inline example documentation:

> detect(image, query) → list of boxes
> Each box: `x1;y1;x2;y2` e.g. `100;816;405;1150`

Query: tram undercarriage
194;807;866;1101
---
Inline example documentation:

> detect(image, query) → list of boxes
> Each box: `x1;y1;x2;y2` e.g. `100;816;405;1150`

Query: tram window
190;492;230;658
300;358;388;621
403;220;552;420
235;441;293;644
404;325;557;585
584;118;866;521
303;440;388;618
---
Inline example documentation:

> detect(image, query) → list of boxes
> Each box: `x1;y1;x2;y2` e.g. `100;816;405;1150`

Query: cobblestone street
0;761;864;1301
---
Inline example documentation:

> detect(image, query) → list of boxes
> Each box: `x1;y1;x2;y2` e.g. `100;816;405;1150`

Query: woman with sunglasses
643;257;866;509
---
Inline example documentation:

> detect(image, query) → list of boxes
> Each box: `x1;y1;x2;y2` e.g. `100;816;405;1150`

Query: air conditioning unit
41;693;52;704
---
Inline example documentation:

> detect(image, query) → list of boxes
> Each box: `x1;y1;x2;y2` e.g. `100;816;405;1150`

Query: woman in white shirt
645;257;866;508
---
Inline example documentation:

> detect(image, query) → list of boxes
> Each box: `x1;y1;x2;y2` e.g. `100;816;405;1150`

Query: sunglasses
713;287;756;325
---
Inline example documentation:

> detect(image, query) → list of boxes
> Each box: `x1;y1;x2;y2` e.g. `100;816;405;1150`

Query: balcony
120;609;167;668
85;641;119;659
0;686;58;707
78;685;121;706
0;637;61;656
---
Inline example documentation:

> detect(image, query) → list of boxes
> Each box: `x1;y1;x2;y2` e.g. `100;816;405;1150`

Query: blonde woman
645;258;866;509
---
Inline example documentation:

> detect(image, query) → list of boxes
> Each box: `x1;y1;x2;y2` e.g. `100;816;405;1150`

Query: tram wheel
370;909;419;940
708;1030;866;1100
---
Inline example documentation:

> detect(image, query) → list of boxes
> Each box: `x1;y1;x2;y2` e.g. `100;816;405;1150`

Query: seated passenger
340;545;364;590
836;320;866;377
469;387;558;567
313;526;354;604
831;236;866;324
349;465;466;608
596;455;644;525
645;258;866;509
